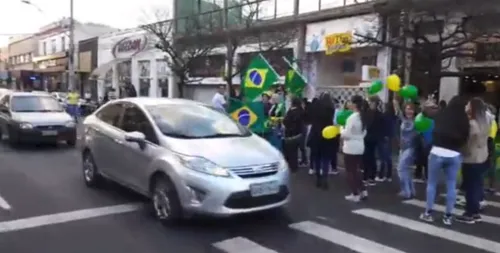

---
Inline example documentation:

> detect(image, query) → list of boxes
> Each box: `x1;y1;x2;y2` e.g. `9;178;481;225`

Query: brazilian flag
228;98;266;133
242;54;279;101
283;57;306;97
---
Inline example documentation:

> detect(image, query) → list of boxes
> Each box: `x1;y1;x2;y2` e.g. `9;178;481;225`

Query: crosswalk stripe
403;199;500;226
439;194;500;208
212;237;278;253
353;208;500;253
289;221;407;253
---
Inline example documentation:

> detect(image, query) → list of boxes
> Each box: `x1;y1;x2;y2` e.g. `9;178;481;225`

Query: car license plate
250;181;280;197
42;130;58;136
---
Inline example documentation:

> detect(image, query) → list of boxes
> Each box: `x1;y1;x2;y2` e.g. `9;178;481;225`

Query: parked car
81;97;290;224
0;92;77;147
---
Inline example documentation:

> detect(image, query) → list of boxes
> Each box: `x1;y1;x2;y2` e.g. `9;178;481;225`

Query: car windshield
146;104;251;139
11;96;64;112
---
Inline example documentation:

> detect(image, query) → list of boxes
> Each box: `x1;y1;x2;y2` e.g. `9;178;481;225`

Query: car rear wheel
151;176;183;225
7;128;19;147
82;151;103;187
67;138;76;147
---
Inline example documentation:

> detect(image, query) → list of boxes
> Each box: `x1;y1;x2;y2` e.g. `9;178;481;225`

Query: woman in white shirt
341;95;368;202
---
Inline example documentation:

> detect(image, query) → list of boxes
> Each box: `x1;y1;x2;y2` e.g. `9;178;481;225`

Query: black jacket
283;107;304;137
308;103;335;147
432;96;470;152
365;109;384;142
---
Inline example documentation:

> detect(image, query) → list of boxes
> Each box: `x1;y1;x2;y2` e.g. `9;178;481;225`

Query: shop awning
90;58;128;79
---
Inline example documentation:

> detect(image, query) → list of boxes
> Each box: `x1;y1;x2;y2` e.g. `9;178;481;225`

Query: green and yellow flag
227;98;266;133
242;54;279;101
283;57;307;97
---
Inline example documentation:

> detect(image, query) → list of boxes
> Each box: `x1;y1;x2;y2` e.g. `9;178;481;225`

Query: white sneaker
375;177;385;182
361;190;368;199
329;170;339;175
308;169;314;175
345;194;361;202
480;200;488;210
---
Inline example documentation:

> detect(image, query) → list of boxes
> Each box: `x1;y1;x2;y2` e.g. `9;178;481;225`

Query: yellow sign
325;32;352;55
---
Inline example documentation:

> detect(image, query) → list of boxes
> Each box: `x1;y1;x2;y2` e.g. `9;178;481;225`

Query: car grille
223;186;289;209
35;125;64;130
229;163;279;178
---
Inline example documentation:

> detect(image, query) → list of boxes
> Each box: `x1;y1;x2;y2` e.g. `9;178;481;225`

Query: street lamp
21;0;76;91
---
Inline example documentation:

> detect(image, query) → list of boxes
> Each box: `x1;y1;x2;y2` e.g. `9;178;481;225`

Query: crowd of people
247;87;497;226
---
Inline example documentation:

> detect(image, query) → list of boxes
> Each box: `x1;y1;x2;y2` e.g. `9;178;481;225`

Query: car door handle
113;138;124;144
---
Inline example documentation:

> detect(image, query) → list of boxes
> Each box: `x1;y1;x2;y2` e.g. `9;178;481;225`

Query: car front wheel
151;176;183;225
82;151;103;187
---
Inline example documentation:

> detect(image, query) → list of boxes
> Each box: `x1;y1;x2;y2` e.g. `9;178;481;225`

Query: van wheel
82;151;103;187
151;176;183;225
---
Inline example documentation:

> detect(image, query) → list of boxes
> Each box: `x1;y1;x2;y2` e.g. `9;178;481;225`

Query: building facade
93;28;174;100
32;18;117;92
6;35;38;90
0;46;9;87
78;37;98;99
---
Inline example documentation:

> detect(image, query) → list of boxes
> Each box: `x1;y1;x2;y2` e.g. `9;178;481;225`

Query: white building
33;18;117;91
92;28;175;100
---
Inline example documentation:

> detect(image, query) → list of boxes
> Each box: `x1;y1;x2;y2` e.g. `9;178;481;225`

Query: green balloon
336;110;353;126
368;80;383;95
414;113;432;132
400;85;418;98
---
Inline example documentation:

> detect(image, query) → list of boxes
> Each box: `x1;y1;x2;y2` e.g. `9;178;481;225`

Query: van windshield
146;104;251;139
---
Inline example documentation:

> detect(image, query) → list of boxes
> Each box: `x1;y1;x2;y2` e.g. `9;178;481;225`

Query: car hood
12;112;72;125
167;135;282;167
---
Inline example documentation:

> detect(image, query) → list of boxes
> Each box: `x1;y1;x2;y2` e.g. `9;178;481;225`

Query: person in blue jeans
376;102;397;182
420;96;470;226
393;99;418;199
455;98;490;224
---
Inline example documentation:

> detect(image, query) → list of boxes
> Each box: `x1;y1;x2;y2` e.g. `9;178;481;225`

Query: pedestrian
393;99;418;199
329;98;340;176
376;102;397;182
298;97;310;166
307;97;319;175
342;95;368;202
485;106;497;194
363;96;383;186
268;93;285;151
211;86;227;113
414;100;438;182
308;93;335;189
67;89;80;121
419;96;469;226
283;97;305;173
455;98;490;224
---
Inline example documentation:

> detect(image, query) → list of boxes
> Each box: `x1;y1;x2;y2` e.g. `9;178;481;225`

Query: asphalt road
0;140;499;253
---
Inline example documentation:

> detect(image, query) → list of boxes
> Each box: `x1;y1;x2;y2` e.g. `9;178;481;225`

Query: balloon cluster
367;74;418;100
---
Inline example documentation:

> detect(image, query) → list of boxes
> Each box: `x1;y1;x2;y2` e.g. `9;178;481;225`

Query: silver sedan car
81;97;290;224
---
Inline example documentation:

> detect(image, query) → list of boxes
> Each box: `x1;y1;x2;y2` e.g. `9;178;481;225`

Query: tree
141;0;298;98
141;9;221;98
354;0;500;94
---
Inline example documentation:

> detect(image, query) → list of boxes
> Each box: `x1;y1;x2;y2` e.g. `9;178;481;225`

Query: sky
0;0;173;46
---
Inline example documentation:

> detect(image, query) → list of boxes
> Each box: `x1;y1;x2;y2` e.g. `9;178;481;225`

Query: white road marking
403;199;500;226
212;236;278;253
0;203;141;233
290;221;407;253
353;208;500;253
0;194;11;210
439;194;500;208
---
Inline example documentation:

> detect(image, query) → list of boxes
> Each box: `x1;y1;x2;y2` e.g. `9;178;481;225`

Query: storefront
93;28;174;100
303;14;391;102
32;52;68;91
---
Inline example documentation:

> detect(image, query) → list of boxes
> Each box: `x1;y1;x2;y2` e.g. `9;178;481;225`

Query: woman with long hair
307;97;319;175
393;99;418;199
376;102;397;182
308;93;335;189
419;96;469;226
363;96;383;186
341;95;368;202
283;96;305;173
455;98;490;224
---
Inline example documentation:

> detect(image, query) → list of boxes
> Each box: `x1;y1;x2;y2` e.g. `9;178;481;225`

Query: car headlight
278;157;288;171
65;120;76;128
19;122;33;129
178;155;230;177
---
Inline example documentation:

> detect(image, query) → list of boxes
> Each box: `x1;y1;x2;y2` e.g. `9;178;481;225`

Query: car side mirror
0;107;8;113
124;131;146;149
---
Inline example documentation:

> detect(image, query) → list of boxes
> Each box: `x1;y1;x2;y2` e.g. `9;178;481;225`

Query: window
51;39;57;53
146;104;250;139
96;103;123;127
117;60;131;82
61;37;66;51
475;43;500;61
42;41;47;55
10;96;63;112
157;60;169;97
119;105;158;144
138;60;151;96
188;54;225;77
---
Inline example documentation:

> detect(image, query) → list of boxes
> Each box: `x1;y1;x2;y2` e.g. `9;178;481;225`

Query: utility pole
68;0;75;91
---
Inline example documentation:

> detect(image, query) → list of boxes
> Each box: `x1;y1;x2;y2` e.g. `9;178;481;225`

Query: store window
61;37;66;51
138;60;151;96
117;60;131;83
157;59;169;97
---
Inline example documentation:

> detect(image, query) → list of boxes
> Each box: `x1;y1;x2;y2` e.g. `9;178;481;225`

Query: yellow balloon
387;74;401;92
322;125;340;139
